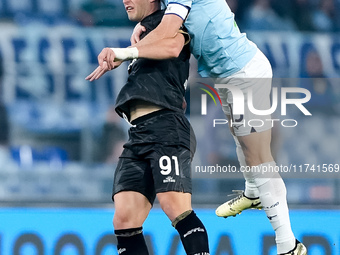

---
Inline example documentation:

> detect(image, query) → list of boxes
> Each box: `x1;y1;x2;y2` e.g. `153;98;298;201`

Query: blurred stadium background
0;0;339;254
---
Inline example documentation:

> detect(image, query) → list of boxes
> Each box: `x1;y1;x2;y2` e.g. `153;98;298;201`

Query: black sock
175;211;210;255
115;227;149;255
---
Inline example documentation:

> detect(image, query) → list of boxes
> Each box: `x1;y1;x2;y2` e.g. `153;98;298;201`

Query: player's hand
85;61;111;81
130;23;146;45
97;47;123;70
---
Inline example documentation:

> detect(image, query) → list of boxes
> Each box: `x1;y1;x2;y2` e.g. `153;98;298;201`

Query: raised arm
97;2;192;69
133;14;184;48
137;31;187;59
86;32;186;82
98;20;189;70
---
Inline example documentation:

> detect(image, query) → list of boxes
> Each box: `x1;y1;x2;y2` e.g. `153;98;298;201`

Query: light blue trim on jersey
164;0;257;77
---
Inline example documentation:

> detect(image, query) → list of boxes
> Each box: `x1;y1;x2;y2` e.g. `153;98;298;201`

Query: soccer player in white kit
96;0;307;254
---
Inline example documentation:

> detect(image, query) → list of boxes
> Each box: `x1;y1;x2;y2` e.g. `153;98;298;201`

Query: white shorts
214;49;273;136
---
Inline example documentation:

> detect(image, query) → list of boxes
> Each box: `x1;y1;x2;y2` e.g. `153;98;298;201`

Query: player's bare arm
90;10;186;76
94;30;187;76
133;14;184;47
86;32;185;81
137;31;186;59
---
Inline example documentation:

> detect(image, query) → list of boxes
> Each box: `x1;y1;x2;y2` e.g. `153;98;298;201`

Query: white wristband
110;47;139;61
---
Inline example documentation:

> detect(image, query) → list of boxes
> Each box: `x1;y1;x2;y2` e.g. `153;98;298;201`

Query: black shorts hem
112;188;155;206
155;188;192;195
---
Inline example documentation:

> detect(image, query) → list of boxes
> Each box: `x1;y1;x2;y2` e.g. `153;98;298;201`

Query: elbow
167;41;183;58
168;48;181;58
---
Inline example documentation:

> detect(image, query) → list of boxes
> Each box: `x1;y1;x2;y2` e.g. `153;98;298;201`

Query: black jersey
115;10;191;120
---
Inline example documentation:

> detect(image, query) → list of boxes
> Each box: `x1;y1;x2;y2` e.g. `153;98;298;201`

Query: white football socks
233;135;296;253
252;162;296;254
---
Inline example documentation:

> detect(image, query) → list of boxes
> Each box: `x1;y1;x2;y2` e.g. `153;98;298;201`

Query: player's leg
229;148;306;255
238;131;297;254
213;95;264;217
150;112;209;255
214;49;278;210
240;135;305;255
157;191;210;255
157;191;210;254
220;114;263;199
154;154;210;255
215;126;263;217
215;50;305;254
216;121;300;254
216;127;299;253
112;148;156;255
113;191;151;255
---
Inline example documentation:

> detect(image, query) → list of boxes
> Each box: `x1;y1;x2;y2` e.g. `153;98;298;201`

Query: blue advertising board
0;208;339;254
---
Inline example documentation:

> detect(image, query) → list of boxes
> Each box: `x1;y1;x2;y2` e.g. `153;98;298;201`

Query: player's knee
113;212;128;229
158;194;173;215
113;209;137;229
158;194;191;221
159;199;178;220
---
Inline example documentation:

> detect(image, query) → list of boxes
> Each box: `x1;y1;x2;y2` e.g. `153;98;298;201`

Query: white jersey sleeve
164;1;192;20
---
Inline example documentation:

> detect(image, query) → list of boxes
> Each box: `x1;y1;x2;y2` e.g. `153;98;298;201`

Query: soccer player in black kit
86;0;210;254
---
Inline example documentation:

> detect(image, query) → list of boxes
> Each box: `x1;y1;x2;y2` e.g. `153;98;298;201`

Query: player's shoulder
167;0;192;7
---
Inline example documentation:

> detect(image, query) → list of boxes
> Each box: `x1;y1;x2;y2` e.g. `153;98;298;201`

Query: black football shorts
112;109;196;205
